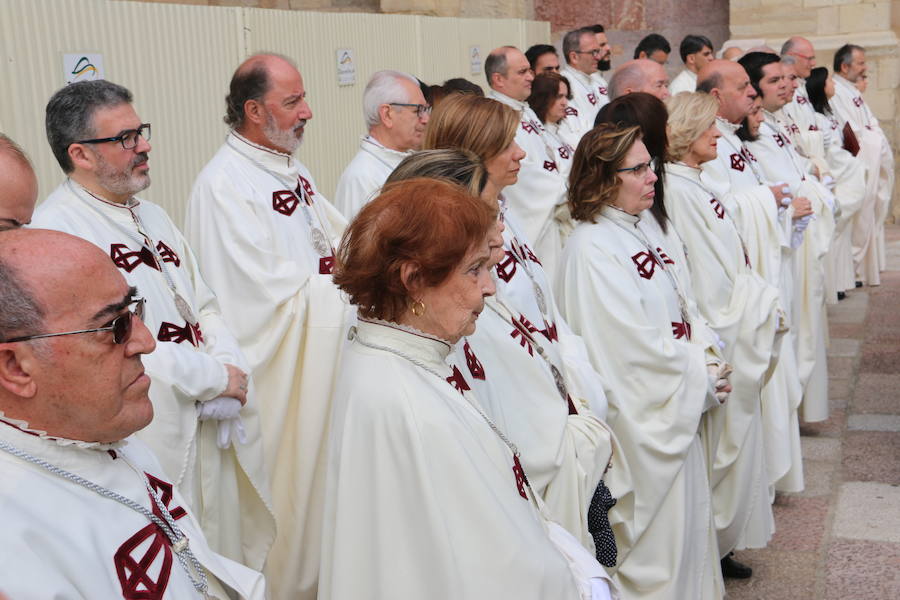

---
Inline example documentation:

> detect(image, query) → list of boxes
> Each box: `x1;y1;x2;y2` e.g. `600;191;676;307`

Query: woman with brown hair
318;178;605;600
528;73;578;174
558;124;725;600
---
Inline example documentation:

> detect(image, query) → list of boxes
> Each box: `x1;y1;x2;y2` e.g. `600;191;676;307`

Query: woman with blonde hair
423;96;627;573
665;90;795;575
557;123;725;599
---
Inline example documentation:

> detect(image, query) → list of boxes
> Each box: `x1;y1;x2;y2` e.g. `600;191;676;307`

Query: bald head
609;59;670;101
722;47;743;61
0;228;156;443
697;59;757;123
781;35;815;78
0;135;38;231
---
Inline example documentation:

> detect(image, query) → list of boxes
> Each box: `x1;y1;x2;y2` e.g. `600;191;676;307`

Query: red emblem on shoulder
656;247;675;265
631;251;660;280
463;341;486;380
446;365;471;394
272;190;299;216
598;87;608;96
564;106;579;117
512;454;529;499
773;133;787;147
114;474;186;600
730;153;746;172
543;160;559;172
709;198;725;219
587;93;597;106
494;250;519;283
155;241;180;267
671;320;692;340
852;97;863;108
511;314;540;356
319;256;335;275
157;321;203;347
796;95;808;105
110;244;159;273
297;175;315;202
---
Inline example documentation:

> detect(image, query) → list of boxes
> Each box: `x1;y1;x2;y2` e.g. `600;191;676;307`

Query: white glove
198;397;247;449
791;215;813;248
822;174;837;192
217;418;247;449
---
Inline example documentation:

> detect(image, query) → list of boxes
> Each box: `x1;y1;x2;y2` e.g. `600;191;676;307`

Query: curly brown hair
567;124;642;223
333;178;496;321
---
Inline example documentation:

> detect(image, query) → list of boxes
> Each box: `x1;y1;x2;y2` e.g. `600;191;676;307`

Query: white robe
454;205;628;552
333;135;410;220
31;182;275;571
830;74;895;285
186;131;351;600
544;119;578;178
318;319;589;600
557;205;722;600
0;419;265;599
747;112;833;427
668;69;697;96
488;89;570;281
560;66;609;137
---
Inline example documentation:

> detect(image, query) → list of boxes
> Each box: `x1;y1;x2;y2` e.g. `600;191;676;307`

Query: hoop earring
410;299;426;317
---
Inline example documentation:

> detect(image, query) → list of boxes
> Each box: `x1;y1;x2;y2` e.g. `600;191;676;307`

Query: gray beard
263;114;303;154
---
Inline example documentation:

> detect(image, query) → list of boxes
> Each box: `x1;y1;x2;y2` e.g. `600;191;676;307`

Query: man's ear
710;88;724;103
243;98;266;127
379;104;394;129
0;346;38;399
67;143;96;174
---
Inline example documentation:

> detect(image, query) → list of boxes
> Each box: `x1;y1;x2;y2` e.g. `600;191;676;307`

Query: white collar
487;89;529;112
600;202;640;226
352;318;454;369
0;411;124;452
716;116;741;135
226;130;301;180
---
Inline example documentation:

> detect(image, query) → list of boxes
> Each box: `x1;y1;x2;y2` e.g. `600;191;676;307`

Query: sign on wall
336;48;356;86
64;53;104;83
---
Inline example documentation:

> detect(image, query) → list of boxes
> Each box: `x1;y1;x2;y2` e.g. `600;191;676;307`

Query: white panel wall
0;0;550;227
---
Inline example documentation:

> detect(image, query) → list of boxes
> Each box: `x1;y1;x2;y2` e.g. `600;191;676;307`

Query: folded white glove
198;396;242;421
791;215;813;248
822;174;837;192
217;417;247;449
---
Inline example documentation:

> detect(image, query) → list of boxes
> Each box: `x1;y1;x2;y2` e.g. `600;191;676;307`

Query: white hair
363;70;420;129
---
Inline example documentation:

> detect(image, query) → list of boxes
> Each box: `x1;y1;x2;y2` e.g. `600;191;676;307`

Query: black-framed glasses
72;124;151;150
616;158;658;177
388;103;432;118
574;49;602;57
4;298;146;345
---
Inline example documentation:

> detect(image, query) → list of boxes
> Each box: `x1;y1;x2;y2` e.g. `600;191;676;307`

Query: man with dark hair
0;134;38;231
33;79;275;572
187;53;350;600
830;43;895;287
0;228;265;599
560;26;610;135
525;43;559;74
670;34;714;95
633;33;671;64
486;45;569;277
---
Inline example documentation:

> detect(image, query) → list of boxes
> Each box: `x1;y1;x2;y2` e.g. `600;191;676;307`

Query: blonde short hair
665;92;719;162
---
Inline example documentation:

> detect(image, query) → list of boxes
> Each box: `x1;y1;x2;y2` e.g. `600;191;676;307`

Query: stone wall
729;0;900;219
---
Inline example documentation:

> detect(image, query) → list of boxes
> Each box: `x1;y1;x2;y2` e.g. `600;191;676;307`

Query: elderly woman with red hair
318;178;611;600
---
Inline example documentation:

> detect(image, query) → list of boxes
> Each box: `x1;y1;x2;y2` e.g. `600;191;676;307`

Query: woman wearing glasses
557;124;725;600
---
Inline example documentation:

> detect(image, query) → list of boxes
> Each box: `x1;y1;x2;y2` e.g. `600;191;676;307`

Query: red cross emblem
297;175;315;202
494;250;518;283
730;153;746;172
587;93;597;106
558;144;572;159
742;148;757;162
565;106;579;117
598;87;608;96
796;95;808;104
511;314;540;356
541;321;559;343
110;244;159;273
272;190;299;216
656;247;675;265
789;123;800;134
773;133;787;147
445;365;471;394
671;320;692;340
709;198;725;219
512;454;529;499
521;121;537;134
809;124;819;131
157;321;203;347
463;341;486;380
631;251;660;280
319;256;335;275
852;97;863;108
543;160;559;172
113;473;186;600
155;241;180;267
510;238;542;266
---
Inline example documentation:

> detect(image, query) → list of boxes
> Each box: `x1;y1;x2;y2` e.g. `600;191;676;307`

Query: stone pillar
730;0;900;220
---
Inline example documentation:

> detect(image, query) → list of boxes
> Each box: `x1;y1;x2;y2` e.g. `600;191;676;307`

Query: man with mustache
31;80;275;573
334;69;430;219
0;228;265;599
186;53;350;600
560;26;611;136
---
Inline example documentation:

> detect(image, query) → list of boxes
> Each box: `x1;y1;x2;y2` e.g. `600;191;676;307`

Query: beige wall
730;0;900;219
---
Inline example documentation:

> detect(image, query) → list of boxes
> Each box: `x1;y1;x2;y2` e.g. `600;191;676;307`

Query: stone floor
725;224;900;599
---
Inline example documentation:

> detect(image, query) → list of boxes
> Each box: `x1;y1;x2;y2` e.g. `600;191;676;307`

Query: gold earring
411;299;426;316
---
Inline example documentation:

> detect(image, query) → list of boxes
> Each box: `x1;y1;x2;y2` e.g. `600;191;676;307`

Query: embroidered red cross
558;145;572;160
587;93;597;106
730;153;746;172
543;160;559;172
512;454;529;499
446;365;471;394
671;320;692;340
742;148;757;162
521;121;537;134
631;251;660;280
796;95;808;104
709;197;725;219
113;474;186;600
110;244;159;273
297;175;315;201
494;250;518;283
541;321;559;343
565;106;579;117
511;314;540;356
463;341;486;380
319;256;335;275
852;97;863;108
656;247;675;265
789;123;800;134
155;241;180;267
809;124;819;131
598;86;608;95
510;238;542;266
773;133;787;147
272;190;299;216
157;321;203;347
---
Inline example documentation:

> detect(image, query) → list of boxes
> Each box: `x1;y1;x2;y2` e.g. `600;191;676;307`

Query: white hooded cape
333;135;410;220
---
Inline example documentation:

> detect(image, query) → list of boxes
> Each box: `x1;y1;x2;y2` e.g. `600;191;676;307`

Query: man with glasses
187;53;350;600
779;37;820;142
334;69;429;219
486;45;569;279
31;80;275;573
0;134;38;232
0;228;265;599
560;26;610;137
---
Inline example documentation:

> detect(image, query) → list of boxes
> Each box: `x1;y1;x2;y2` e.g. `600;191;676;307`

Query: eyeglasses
5;298;146;344
388;103;432;118
72;123;151;150
574;49;602;57
789;52;815;61
616;158;658;177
